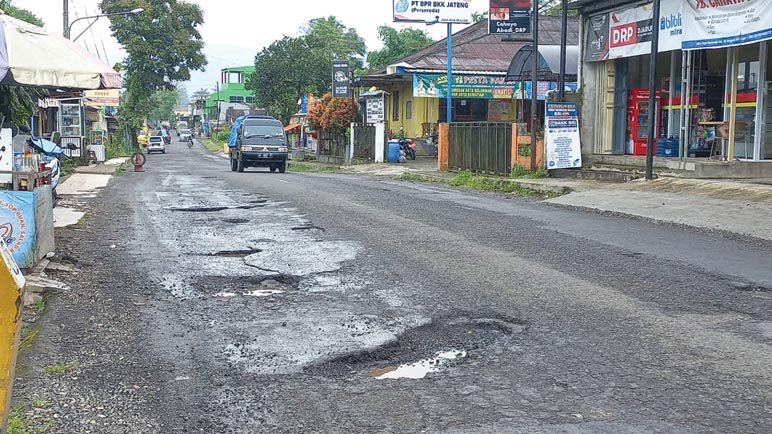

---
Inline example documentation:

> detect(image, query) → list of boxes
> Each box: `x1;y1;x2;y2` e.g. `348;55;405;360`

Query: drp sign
611;24;636;47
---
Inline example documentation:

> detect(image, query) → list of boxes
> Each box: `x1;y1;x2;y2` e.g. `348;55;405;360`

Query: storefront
579;0;772;164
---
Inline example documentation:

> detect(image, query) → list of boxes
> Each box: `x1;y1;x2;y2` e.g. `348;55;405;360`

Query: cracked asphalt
12;137;772;433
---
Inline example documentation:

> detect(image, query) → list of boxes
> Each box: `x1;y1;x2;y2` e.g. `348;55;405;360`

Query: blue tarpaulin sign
0;191;36;268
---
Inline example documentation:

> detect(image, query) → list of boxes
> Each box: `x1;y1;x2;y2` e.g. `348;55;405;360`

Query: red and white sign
609;4;655;58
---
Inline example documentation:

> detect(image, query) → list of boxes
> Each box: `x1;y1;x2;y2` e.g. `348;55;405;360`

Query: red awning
284;124;302;131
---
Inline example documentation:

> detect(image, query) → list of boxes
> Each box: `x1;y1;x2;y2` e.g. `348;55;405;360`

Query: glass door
59;103;82;137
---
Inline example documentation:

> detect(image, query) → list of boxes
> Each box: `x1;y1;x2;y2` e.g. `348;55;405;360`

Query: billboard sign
608;4;655;58
489;0;531;34
332;61;351;98
585;14;610;62
394;0;474;24
84;89;120;107
681;0;772;49
545;102;582;170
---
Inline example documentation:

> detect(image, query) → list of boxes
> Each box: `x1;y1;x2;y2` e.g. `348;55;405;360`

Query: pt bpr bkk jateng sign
393;0;474;24
332;60;351;98
489;0;531;34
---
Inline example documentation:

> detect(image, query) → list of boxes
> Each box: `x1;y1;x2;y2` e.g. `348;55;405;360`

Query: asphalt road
15;137;772;434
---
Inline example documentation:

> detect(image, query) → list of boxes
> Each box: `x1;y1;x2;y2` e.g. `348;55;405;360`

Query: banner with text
413;73;577;100
682;0;772;49
84;89;120;107
545;102;582;170
488;0;531;35
332;61;351;98
394;0;474;24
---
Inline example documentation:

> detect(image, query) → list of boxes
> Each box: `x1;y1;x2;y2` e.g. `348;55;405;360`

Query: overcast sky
27;0;475;96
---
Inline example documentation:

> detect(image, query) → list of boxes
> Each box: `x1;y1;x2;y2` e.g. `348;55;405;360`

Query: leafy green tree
472;11;489;23
150;89;181;123
247;16;366;124
0;0;43;26
0;1;45;125
100;0;207;142
366;26;434;72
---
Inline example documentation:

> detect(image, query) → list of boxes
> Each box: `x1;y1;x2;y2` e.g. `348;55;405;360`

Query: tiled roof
377;16;580;74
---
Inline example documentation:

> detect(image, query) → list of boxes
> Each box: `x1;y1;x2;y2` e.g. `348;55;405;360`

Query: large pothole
305;315;525;378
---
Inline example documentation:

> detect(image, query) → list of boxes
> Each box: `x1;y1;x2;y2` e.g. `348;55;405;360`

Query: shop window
406;100;413;119
228;72;242;84
392;91;400;120
230;96;244;103
245;96;255;104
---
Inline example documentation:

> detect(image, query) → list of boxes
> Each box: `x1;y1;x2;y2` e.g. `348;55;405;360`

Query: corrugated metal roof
365;16;580;76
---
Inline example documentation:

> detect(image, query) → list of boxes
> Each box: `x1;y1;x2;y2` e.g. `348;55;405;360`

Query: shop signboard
681;0;772;49
413;73;517;99
332;61;351;98
545;102;582;169
366;98;385;122
393;0;475;24
586;0;682;61
84;89;120;107
489;0;531;35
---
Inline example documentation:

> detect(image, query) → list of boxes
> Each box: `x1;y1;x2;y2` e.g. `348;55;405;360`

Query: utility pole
215;81;220;133
446;23;453;124
645;0;662;180
558;0;567;101
530;0;539;171
63;0;69;38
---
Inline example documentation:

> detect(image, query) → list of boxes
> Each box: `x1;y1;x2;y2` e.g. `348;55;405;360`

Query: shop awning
284;124;301;132
506;45;578;82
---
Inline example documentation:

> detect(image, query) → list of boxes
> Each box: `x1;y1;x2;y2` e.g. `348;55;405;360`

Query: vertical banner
489;0;531;34
545;102;582;169
332;60;351;98
658;0;683;52
585;14;610;62
681;0;772;49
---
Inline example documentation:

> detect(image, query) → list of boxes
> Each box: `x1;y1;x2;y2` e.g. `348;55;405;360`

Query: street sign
332;60;351;98
489;0;531;34
545;102;582;169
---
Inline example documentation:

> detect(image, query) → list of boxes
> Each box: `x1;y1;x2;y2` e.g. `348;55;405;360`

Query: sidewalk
353;160;772;241
54;157;129;228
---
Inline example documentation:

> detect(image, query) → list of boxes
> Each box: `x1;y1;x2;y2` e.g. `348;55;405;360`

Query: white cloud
25;0;472;94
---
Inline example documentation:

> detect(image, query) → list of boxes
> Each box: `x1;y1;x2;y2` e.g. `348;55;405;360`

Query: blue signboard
0;191;37;268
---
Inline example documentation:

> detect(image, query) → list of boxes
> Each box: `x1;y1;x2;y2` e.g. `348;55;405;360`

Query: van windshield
243;124;284;138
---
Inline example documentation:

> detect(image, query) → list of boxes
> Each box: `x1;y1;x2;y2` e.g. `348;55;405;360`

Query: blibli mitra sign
658;5;683;52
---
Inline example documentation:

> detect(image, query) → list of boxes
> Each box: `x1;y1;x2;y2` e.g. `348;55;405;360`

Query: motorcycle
427;133;438;156
19;126;75;208
187;136;194;149
398;138;416;160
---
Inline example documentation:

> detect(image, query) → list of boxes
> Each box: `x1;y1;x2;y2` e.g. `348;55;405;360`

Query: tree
100;0;207;142
366;26;434;72
472;11;489;23
247;16;366;124
150;89;181;123
0;1;45;125
307;93;356;134
0;0;43;26
540;0;577;16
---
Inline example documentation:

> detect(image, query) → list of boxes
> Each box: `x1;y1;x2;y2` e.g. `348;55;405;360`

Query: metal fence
352;123;376;159
319;129;348;159
448;122;512;176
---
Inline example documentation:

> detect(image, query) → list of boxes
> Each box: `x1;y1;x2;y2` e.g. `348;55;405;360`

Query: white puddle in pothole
244;240;360;277
215;292;238;298
369;350;467;380
244;289;285;297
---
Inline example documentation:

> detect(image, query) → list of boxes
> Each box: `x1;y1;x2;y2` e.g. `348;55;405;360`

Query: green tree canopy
472;11;488;23
0;0;43;26
366;26;434;72
247;16;366;123
100;0;207;139
150;88;181;123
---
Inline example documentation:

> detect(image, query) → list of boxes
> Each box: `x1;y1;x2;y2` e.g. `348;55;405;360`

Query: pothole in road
165;204;268;212
732;282;771;293
291;225;325;232
195;275;300;297
244;240;360;277
222;218;250;224
306;315;525;379
207;248;263;258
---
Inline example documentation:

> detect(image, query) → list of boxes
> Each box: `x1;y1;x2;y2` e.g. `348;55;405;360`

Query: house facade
205;66;256;124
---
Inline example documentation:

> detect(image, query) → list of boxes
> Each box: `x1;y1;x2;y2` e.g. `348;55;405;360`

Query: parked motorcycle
427;133;438;156
398;138;416;160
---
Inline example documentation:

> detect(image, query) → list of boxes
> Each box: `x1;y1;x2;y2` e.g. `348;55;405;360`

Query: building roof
221;65;255;73
364;16;580;78
506;45;579;81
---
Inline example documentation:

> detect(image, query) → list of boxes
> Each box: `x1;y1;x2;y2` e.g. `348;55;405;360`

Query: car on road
229;115;288;173
179;128;192;142
147;136;166;154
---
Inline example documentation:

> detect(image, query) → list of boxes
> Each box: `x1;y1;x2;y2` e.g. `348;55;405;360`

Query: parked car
179;128;192;142
147;136;166;154
229;115;288;173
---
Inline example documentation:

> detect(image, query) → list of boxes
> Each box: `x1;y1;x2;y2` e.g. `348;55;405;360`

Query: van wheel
270;165;277;172
237;158;245;172
279;162;286;173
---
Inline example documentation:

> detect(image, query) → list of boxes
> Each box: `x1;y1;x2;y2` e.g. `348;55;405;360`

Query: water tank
387;140;401;163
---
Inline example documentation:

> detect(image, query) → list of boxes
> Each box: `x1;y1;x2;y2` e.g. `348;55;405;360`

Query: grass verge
399;169;568;198
202;140;226;153
287;162;339;173
7;408;31;434
19;329;38;351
